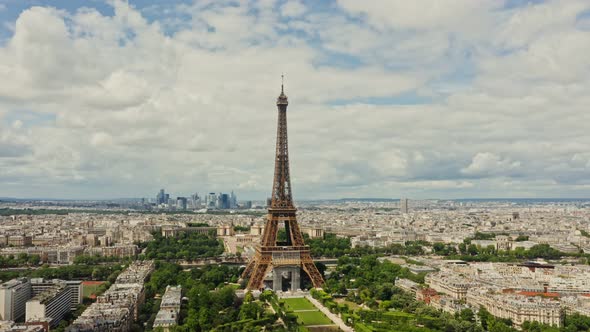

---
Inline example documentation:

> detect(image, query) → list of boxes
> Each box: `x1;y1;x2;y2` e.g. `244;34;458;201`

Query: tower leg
241;258;256;279
286;219;305;246
273;269;282;291
247;262;271;290
301;254;324;288
291;268;300;291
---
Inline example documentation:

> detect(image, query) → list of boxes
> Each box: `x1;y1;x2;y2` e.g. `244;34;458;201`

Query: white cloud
336;0;498;32
90;132;113;147
571;153;590;169
11;120;22;130
494;0;588;49
281;0;306;17
462;153;521;177
400;180;474;190
0;0;589;199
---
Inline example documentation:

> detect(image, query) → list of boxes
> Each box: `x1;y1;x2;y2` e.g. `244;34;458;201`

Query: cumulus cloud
281;0;306;17
461;152;522;177
336;0;499;33
571;153;590;169
0;0;589;199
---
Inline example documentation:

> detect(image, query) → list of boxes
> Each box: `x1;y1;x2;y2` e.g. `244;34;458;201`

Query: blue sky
0;0;590;200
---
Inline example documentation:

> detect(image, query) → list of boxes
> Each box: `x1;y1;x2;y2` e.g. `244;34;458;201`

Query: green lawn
294;310;333;326
82;282;103;298
282;297;334;326
282;297;317;311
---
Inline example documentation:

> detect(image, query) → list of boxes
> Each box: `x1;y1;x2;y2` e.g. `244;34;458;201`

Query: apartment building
153;285;182;331
30;278;82;310
0;278;31;321
25;283;72;327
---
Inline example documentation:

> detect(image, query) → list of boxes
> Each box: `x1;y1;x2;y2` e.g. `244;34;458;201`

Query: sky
0;0;590;200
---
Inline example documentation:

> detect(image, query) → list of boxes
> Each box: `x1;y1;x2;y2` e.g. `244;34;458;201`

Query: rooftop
29;284;66;305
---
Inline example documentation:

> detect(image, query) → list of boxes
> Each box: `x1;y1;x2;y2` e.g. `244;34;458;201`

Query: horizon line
1;196;590;202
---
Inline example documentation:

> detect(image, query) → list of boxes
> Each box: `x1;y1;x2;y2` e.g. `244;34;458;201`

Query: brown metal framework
242;82;324;290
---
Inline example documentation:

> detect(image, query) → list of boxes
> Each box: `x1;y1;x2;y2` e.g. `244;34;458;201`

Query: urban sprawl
0;198;588;331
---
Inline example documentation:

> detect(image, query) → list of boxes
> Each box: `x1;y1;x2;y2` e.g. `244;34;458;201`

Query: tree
239;302;263;320
488;319;516;332
259;290;276;303
459;242;467;254
28;254;40;265
478;306;492;330
526;244;562;260
244;291;254;303
459;308;475;323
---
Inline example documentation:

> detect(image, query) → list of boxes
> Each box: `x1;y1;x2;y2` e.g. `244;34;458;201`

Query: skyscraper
219;194;230;209
156;189;166;205
206;193;217;208
230;191;237;209
176;197;187;210
400;198;409;214
190;193;201;209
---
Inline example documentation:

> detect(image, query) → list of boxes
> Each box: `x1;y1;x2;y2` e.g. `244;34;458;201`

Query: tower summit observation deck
241;79;324;291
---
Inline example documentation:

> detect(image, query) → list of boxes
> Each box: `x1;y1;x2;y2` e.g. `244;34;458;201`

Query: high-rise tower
242;80;324;291
400;198;409;214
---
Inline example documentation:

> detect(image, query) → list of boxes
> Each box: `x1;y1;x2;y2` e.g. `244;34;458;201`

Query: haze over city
1;0;589;200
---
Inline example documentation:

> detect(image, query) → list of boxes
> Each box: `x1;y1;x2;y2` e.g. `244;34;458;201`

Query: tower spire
277;75;288;105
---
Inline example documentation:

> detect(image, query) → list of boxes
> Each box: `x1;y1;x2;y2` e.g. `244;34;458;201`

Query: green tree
238;302;263;320
459;308;475;323
478;306;492;330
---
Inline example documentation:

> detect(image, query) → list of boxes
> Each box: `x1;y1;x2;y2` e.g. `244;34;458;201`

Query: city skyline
1;0;590;200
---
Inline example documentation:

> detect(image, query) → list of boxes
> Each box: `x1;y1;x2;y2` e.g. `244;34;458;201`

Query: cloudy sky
0;0;589;200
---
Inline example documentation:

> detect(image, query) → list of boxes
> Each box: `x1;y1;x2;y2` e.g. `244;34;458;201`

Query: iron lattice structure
242;83;324;290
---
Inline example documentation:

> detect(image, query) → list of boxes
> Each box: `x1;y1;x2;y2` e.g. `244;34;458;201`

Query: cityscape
1;1;590;332
152;189;248;210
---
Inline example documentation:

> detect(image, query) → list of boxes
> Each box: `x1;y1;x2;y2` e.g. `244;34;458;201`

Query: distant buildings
218;194;230;209
400;198;409;214
176;197;187;211
156;189;167;205
153;189;242;210
230;191;237;209
190;193;201;208
206;193;217;208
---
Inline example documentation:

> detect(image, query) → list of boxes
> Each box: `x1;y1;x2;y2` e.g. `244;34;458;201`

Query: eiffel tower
241;79;324;291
